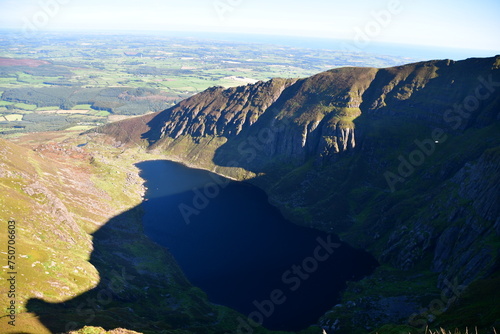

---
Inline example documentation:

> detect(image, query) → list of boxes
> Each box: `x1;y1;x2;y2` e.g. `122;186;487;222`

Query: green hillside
97;56;500;333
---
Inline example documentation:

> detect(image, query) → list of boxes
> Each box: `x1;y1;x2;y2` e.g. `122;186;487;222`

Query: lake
137;160;378;331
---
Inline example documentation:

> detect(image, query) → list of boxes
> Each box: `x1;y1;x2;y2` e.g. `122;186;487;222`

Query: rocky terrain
1;55;498;333
0;133;273;334
98;55;500;332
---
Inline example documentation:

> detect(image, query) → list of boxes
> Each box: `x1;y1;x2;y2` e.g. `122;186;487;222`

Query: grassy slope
0;135;210;333
4;57;498;333
94;57;500;333
0;131;323;334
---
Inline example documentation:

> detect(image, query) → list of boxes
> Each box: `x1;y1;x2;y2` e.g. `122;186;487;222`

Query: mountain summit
103;56;499;164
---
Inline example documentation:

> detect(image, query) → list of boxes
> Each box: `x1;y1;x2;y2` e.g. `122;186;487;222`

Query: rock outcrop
97;55;500;332
101;56;500;165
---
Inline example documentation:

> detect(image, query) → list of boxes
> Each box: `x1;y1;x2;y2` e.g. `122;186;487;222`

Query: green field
14;102;37;110
0;31;416;136
3;114;23;121
73;104;93;110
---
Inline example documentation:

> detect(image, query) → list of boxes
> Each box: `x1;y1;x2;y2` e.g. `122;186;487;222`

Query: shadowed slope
95;56;500;332
26;203;244;334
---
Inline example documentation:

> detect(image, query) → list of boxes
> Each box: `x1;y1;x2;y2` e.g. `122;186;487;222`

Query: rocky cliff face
98;55;500;332
432;148;500;289
144;78;296;140
103;56;499;164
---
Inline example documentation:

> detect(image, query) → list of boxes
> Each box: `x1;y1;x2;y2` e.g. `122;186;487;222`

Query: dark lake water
137;160;378;331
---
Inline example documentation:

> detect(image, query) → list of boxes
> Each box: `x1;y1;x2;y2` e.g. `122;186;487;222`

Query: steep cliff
145;78;297;141
101;56;499;164
96;55;500;333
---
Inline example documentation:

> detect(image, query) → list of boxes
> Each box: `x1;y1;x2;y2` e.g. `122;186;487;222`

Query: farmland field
1;113;23;121
0;30;416;135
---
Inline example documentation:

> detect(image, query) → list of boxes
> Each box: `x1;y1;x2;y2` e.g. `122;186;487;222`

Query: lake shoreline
136;159;379;331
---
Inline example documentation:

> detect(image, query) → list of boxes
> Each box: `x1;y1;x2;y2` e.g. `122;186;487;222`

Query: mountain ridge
101;56;500;164
95;55;500;332
0;56;498;333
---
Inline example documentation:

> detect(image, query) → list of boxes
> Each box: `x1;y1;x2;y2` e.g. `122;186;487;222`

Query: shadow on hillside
25;168;379;333
25;203;209;334
209;57;500;175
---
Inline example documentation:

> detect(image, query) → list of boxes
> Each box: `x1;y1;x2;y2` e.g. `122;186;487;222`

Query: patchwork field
0;30;416;136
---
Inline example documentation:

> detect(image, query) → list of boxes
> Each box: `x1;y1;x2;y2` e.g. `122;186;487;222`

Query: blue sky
1;0;499;52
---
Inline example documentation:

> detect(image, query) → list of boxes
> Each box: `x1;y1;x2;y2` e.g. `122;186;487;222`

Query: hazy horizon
1;28;498;63
1;0;499;59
